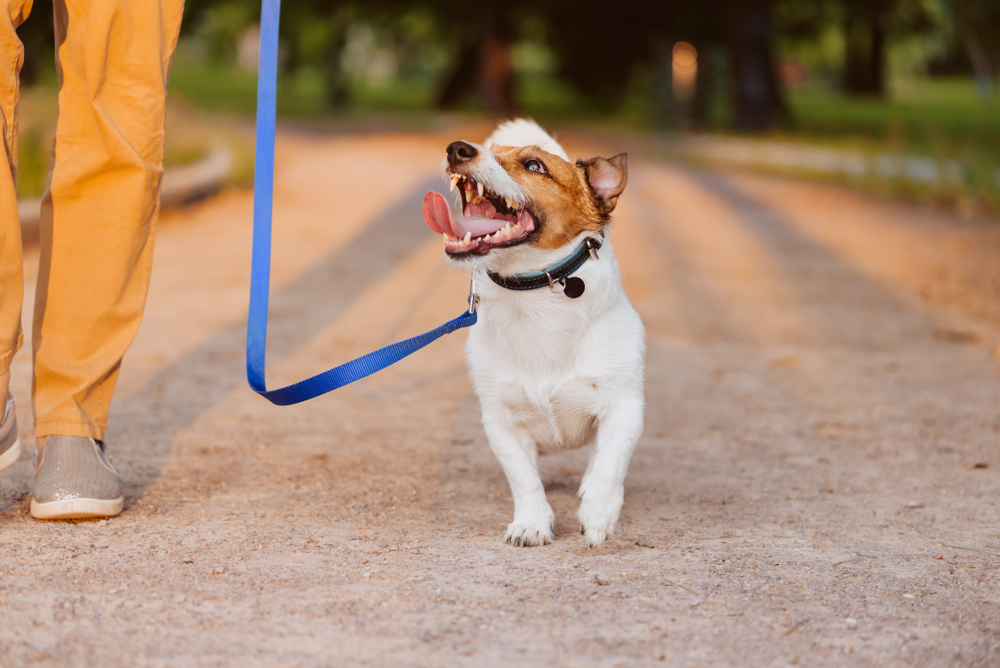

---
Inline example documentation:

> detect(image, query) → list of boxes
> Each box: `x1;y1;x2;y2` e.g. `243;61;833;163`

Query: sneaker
30;435;124;520
0;395;20;472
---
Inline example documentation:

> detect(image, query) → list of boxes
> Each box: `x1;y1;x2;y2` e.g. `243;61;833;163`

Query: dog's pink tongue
422;191;457;236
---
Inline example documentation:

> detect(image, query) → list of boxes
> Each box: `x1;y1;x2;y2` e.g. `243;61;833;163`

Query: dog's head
422;119;627;271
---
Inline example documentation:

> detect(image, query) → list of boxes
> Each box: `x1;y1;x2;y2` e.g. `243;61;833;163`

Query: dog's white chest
465;247;641;455
490;372;600;454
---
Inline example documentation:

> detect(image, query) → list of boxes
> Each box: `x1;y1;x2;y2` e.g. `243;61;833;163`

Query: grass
776;78;1000;212
168;58;331;117
169;58;1000;167
785;78;1000;160
20;56;1000;214
16;130;51;201
15;87;57;199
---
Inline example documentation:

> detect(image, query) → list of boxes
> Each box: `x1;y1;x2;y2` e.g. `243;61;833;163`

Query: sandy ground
2;124;999;667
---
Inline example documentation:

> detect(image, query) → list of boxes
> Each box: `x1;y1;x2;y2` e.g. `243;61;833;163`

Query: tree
14;0;54;86
774;0;936;97
839;0;936;96
726;0;787;130
950;0;1000;93
433;3;517;115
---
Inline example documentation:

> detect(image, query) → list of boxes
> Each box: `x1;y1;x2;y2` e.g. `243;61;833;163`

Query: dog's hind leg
482;414;555;547
577;396;644;548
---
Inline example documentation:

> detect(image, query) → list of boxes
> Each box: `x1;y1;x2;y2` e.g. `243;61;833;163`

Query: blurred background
13;0;1000;213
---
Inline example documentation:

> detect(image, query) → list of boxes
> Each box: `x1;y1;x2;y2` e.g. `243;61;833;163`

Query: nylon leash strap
246;0;476;406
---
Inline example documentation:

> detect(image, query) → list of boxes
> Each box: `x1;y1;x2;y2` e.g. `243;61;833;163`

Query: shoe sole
30;495;124;520
0;438;20;472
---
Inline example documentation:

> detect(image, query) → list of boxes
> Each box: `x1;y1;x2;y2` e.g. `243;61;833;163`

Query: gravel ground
1;125;999;667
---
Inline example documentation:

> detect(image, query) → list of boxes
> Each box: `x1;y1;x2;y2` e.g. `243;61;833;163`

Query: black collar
487;236;602;292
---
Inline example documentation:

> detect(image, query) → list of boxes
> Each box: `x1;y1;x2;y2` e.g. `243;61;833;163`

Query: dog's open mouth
423;175;536;256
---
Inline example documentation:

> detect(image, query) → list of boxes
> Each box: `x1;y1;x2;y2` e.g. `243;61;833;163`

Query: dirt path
2;126;999;668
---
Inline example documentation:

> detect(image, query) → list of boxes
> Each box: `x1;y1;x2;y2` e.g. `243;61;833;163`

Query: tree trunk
843;1;887;97
727;0;786;131
16;0;55;86
691;43;720;130
320;33;350;109
477;29;515;115
436;9;517;115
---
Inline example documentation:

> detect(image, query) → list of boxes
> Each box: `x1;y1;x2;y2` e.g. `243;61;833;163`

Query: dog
422;119;645;547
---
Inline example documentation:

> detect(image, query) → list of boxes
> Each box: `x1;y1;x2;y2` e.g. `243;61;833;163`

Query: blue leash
246;0;477;406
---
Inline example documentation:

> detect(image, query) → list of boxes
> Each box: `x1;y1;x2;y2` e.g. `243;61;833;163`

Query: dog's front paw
505;512;555;547
577;482;624;548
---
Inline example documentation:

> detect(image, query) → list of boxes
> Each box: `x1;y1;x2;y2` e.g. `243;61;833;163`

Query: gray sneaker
30;435;124;520
0;396;20;472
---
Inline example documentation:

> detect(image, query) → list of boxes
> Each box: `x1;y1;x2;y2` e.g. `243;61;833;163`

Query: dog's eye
524;159;547;174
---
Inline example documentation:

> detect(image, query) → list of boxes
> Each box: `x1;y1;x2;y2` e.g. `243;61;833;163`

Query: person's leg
33;0;184;441
29;0;183;518
0;0;32;472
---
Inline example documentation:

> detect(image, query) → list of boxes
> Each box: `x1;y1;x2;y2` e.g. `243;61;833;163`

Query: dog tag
563;276;585;299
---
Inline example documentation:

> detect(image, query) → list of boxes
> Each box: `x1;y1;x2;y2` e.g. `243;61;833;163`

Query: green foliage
168;56;330;117
783;77;1000;210
195;1;258;65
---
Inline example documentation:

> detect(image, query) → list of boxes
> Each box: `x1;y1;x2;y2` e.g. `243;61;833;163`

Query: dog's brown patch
491;145;627;250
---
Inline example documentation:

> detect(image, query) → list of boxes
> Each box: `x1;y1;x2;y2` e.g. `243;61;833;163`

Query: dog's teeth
463;231;472;244
449;176;457;192
477;182;484;197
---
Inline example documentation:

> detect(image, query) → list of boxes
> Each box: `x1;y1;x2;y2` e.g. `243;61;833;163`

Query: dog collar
487;236;602;299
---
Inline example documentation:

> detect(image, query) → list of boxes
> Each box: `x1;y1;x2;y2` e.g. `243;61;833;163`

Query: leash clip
585;237;601;262
468;270;480;313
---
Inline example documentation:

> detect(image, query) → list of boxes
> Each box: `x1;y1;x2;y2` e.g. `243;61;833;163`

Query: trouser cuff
34;419;107;442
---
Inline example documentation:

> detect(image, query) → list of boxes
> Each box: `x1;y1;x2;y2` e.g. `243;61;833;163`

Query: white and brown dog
422;120;645;547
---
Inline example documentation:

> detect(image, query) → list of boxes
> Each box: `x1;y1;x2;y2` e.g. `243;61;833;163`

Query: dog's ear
579;153;628;215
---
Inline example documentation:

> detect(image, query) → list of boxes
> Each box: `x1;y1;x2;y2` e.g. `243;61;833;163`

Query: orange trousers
1;0;183;440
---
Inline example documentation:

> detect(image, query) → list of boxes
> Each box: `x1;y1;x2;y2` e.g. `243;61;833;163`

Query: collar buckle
585;237;601;262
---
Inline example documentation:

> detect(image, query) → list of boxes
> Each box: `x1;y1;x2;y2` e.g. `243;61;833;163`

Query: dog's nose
447;141;478;166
